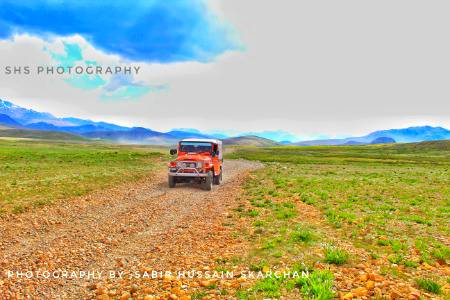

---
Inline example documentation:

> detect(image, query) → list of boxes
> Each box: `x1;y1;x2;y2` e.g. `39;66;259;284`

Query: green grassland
1;137;449;297
0;127;87;140
226;141;450;299
0;138;166;215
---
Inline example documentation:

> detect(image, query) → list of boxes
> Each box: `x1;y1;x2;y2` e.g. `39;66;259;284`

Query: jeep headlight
197;162;203;168
176;161;183;168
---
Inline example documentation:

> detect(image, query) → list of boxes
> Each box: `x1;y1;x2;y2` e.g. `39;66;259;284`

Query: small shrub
215;257;228;264
249;260;267;272
191;291;208;299
33;199;49;207
262;239;279;250
403;260;418;268
252;201;266;208
282;202;295;209
268;190;280;197
234;207;244;213
390;239;406;252
272;251;283;258
319;191;329;200
431;246;450;263
247;209;259;217
253;220;265;227
291;228;314;243
338;212;356;224
302;194;316;205
387;254;403;265
410;215;432;226
215;266;229;273
12;205;25;214
296;270;334;300
325;210;342;228
415;278;441;294
324;247;349;265
377;239;389;246
205;283;217;290
251;276;283;298
275;208;297;220
264;199;273;206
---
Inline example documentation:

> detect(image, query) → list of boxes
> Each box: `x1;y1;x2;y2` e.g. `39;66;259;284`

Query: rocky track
0;159;261;299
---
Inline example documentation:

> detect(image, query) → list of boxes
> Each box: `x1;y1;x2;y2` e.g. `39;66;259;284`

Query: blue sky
0;0;240;63
0;0;242;109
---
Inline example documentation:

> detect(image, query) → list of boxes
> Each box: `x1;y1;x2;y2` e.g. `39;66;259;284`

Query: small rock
390;289;402;299
341;292;353;299
130;284;139;294
368;273;384;282
119;292;131;300
199;280;210;287
366;280;375;290
359;274;368;282
374;287;382;298
352;287;368;297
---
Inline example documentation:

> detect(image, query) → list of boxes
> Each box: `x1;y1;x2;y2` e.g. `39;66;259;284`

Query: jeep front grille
177;161;197;168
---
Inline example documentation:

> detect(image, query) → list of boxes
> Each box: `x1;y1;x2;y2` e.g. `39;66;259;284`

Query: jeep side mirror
216;150;220;157
211;151;216;157
170;149;177;155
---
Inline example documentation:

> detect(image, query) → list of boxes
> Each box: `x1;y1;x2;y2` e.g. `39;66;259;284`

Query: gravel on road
0;159;261;299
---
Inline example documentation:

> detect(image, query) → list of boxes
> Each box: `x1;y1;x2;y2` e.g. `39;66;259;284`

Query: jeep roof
180;138;222;145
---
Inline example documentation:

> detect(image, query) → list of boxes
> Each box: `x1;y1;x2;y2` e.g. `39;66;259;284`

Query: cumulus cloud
0;0;241;63
101;74;166;101
45;39;162;98
103;75;138;92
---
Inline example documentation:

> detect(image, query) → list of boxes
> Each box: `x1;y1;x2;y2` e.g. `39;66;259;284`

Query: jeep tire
203;172;213;191
213;169;222;185
168;175;176;188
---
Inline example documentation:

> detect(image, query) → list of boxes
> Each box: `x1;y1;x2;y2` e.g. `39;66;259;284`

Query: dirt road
0;160;260;299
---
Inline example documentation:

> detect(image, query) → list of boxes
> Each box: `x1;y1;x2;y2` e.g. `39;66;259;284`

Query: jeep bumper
168;172;208;177
168;167;208;177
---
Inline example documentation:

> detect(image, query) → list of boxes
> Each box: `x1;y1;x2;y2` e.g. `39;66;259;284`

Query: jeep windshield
179;142;213;154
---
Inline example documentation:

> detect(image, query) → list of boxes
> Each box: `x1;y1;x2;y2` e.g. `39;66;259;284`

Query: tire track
0;160;260;299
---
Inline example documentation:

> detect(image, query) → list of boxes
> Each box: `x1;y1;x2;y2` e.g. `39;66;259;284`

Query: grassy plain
227;141;450;299
1;137;449;298
0;127;86;140
0;138;166;215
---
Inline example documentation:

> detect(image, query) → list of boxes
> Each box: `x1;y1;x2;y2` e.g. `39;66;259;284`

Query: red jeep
168;139;223;190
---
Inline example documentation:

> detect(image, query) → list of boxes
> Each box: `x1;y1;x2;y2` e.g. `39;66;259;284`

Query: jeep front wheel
168;175;176;188
213;169;222;185
203;172;212;191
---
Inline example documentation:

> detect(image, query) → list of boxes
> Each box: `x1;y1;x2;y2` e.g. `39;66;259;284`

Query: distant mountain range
0;113;22;127
0;99;449;145
0;99;219;145
293;126;450;146
223;135;280;146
